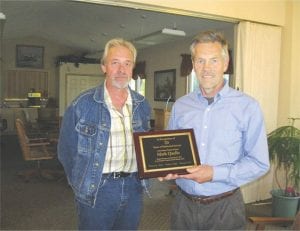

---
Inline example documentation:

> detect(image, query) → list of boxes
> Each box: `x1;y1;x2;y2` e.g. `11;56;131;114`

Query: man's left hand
179;165;213;183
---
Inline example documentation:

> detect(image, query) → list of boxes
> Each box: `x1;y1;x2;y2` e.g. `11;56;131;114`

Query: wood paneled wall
5;70;48;98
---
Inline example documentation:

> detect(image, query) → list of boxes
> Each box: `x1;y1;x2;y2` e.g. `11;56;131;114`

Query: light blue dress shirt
168;80;270;196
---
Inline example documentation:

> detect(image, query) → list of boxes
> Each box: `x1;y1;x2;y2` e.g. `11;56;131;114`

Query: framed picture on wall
16;45;44;69
154;69;176;102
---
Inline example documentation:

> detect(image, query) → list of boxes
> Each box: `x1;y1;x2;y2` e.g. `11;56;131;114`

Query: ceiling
1;1;235;57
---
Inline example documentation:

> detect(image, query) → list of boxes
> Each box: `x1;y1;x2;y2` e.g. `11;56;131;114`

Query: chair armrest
28;137;49;142
28;142;51;147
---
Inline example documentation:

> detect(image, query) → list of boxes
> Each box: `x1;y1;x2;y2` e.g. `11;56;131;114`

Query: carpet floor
0;135;292;230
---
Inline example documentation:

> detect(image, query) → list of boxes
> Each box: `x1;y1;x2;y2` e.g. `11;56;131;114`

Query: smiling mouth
114;75;128;80
202;75;214;78
202;71;214;77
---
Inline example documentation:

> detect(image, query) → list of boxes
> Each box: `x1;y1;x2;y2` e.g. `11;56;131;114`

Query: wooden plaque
133;129;200;179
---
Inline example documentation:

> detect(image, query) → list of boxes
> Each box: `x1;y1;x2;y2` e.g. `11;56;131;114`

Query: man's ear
223;57;230;73
101;64;106;74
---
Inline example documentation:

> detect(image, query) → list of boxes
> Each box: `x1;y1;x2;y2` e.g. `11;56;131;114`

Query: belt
102;172;131;179
178;186;239;205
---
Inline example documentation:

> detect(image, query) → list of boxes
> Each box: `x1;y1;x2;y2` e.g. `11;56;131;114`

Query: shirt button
204;125;208;129
99;142;103;146
90;184;95;189
94;162;99;167
201;143;205;146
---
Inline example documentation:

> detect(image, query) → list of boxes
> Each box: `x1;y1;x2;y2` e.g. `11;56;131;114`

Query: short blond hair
101;38;137;65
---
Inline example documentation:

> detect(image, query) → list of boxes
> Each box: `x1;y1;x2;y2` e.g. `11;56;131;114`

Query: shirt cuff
213;165;230;182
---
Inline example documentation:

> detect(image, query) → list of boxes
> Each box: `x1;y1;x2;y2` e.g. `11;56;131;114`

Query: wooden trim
5;70;49;98
248;216;294;230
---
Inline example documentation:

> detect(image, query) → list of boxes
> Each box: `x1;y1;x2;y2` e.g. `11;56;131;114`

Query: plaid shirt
102;85;136;173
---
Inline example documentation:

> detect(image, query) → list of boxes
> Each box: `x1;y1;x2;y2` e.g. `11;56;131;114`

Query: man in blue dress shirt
159;31;270;230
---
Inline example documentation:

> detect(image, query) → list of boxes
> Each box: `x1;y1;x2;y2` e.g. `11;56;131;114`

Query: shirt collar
196;79;230;100
104;80;132;108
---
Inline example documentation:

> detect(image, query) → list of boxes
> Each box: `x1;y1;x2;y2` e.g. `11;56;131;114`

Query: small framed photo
154;69;176;102
16;45;44;69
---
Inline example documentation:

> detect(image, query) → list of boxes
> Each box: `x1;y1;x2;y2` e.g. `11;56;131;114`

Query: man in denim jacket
58;38;151;230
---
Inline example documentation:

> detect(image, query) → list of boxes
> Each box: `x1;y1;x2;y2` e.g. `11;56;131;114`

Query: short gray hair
190;31;229;60
101;38;137;65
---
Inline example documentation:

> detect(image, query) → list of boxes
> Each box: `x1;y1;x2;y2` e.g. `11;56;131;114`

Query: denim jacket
58;83;151;207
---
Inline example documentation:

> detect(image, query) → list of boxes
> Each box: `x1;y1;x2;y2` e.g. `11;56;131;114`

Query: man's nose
118;63;127;72
203;61;212;70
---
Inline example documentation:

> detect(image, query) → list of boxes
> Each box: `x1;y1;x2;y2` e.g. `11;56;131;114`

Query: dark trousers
171;189;246;230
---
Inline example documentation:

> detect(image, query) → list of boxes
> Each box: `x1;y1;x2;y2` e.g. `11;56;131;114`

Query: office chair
15;118;62;182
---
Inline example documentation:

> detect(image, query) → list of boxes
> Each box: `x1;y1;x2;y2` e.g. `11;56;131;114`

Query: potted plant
268;117;300;218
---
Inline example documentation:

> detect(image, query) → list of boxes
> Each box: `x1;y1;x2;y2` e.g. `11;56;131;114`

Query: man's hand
179;165;213;183
157;165;213;183
157;173;180;182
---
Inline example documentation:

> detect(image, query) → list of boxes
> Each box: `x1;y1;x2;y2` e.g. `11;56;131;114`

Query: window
129;77;146;96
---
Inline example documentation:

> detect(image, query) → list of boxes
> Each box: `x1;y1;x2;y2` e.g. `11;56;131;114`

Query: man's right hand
157;173;180;182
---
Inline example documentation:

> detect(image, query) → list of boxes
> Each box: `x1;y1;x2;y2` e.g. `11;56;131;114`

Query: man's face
192;42;229;97
101;46;134;89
